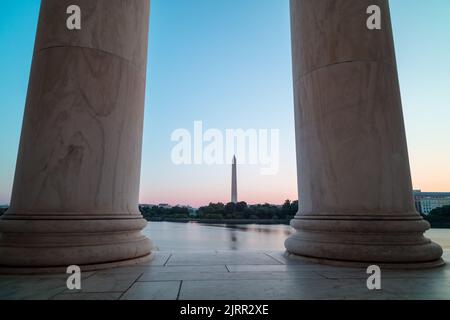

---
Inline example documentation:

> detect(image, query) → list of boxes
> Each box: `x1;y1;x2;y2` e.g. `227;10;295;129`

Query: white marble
120;282;181;300
285;0;443;267
35;0;150;72
0;0;152;271
0;250;449;300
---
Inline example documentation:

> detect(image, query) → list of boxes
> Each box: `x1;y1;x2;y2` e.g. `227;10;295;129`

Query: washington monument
231;155;237;203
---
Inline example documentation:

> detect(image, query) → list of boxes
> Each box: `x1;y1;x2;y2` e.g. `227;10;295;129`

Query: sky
0;0;449;207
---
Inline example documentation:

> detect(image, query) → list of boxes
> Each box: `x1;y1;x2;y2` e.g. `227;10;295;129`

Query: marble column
0;0;153;273
285;0;443;268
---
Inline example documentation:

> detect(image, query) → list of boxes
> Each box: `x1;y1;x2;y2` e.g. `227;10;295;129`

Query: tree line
1;204;449;225
139;200;299;221
422;205;450;228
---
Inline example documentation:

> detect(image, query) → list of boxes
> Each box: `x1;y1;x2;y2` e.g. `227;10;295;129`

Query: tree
139;200;299;222
197;202;226;218
422;205;450;227
235;201;248;212
291;200;299;214
282;200;291;210
280;200;291;219
428;206;450;217
224;202;236;218
204;213;224;220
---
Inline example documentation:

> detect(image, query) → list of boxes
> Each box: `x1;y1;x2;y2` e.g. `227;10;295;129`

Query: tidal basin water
144;222;450;252
144;222;294;252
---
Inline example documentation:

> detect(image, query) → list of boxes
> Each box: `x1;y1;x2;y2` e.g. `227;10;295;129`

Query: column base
283;251;444;269
285;215;445;269
0;213;153;274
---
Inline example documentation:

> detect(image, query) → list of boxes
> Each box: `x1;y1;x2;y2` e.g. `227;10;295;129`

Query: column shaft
0;0;153;273
285;0;443;267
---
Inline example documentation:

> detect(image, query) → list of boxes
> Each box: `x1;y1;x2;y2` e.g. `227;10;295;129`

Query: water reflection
229;231;238;251
143;222;294;252
203;224;293;236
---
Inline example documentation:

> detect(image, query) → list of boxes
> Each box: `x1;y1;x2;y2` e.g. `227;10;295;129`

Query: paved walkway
0;250;449;300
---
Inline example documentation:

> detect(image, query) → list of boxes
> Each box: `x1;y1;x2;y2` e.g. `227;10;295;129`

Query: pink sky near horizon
139;162;298;208
138;152;450;208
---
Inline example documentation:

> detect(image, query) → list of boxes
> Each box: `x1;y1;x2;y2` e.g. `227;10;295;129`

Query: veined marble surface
0;250;448;300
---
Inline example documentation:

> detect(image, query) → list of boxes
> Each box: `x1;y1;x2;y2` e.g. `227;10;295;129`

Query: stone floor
1;250;449;300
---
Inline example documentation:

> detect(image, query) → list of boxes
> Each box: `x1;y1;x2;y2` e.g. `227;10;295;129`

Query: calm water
143;222;294;252
143;222;450;252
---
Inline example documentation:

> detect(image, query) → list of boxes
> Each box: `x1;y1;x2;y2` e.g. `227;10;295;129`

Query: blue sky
0;0;449;206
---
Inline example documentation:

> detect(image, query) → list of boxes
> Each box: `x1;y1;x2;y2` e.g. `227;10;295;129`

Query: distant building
413;190;450;215
158;203;172;209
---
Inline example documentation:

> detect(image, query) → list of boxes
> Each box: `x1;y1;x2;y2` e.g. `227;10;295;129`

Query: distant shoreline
145;218;450;228
1;209;448;228
428;224;450;229
146;218;291;225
